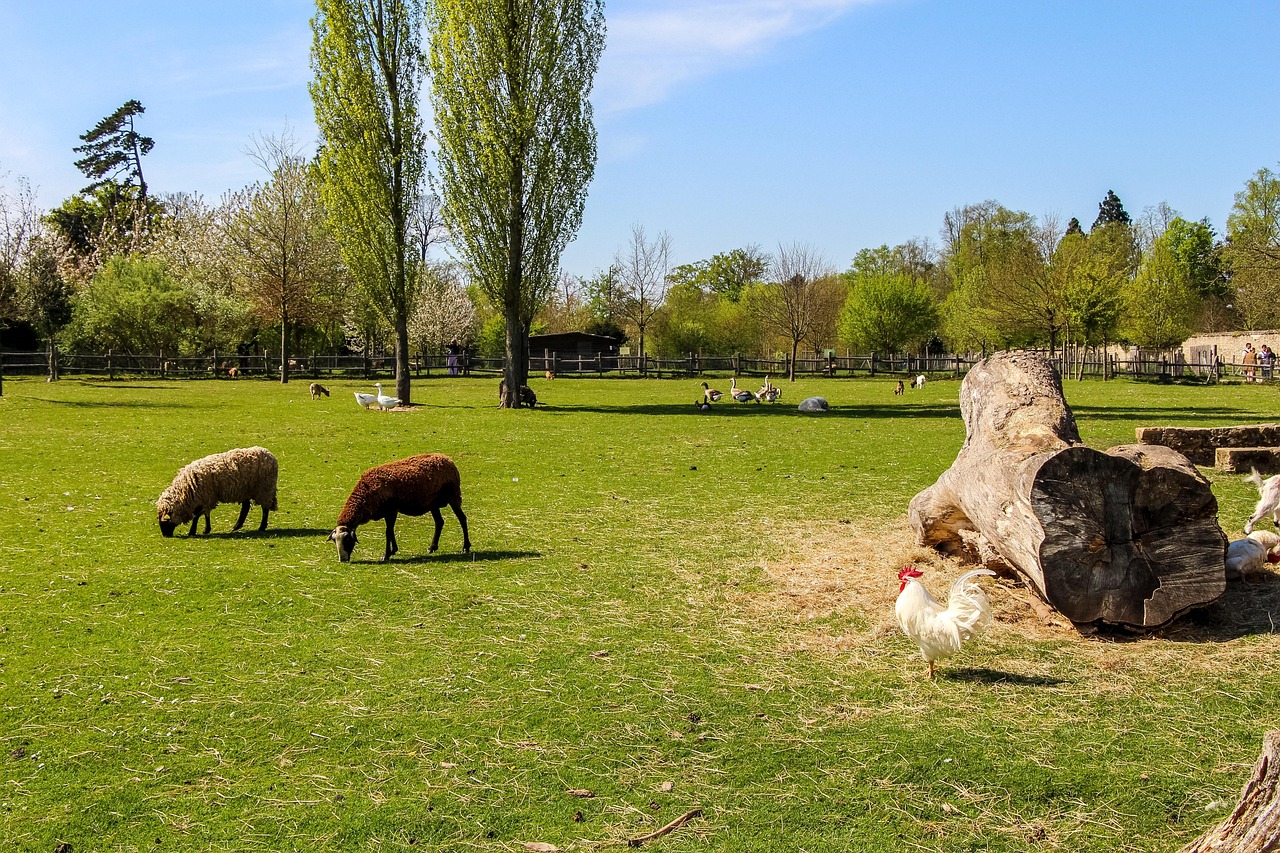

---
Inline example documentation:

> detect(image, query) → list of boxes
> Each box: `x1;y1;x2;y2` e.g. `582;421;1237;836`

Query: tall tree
16;234;73;381
838;271;938;354
613;224;671;366
73;99;155;204
221;132;340;383
311;0;428;404
430;0;605;407
749;243;834;381
1121;230;1199;348
1092;189;1131;230
667;245;768;303
1;176;39;333
1225;166;1280;330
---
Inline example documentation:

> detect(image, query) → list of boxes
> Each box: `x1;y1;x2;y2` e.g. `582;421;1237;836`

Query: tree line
3;2;1280;392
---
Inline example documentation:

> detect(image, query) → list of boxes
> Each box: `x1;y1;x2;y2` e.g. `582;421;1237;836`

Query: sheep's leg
232;501;251;531
382;512;398;562
187;506;204;536
429;508;444;552
258;506;269;531
451;501;471;552
202;512;211;535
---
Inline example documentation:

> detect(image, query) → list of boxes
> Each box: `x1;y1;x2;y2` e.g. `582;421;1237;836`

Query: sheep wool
330;453;470;562
157;446;279;537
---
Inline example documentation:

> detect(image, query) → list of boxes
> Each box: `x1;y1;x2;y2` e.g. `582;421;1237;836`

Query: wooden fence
0;345;1268;383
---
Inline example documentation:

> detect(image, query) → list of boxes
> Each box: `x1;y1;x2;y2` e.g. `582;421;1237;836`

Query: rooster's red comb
897;565;924;581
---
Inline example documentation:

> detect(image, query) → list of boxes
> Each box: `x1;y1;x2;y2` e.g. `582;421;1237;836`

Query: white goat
1226;530;1280;581
913;374;926;390
1244;468;1280;534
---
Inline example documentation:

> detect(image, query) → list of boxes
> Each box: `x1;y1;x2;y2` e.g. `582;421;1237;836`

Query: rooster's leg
928;661;936;679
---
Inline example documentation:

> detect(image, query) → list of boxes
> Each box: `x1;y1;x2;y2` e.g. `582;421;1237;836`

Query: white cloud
596;0;876;112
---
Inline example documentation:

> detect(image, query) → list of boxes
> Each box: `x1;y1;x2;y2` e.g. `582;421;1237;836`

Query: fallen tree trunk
1179;730;1280;853
909;351;1226;629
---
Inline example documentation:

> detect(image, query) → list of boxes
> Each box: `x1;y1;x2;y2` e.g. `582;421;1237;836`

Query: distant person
1262;344;1275;380
446;340;461;376
1243;342;1259;383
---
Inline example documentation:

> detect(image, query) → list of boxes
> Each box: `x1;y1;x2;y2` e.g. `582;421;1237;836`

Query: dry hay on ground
750;517;1280;663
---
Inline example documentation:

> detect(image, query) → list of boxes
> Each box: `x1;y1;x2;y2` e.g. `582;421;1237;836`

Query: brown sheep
328;453;471;562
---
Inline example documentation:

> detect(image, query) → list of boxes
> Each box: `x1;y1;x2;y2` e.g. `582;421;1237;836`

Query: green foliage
666;246;768;303
72;98;154;200
1;376;1277;851
61;256;197;354
837;270;938;353
1165;217;1225;299
1059;232;1123;347
1224;166;1280;329
429;0;605;398
311;0;428;399
1120;231;1200;348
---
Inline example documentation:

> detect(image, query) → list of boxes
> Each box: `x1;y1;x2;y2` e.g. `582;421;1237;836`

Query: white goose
354;391;378;410
374;383;400;411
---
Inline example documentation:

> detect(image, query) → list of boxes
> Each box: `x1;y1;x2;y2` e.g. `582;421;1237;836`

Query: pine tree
73;99;154;203
1092;190;1131;230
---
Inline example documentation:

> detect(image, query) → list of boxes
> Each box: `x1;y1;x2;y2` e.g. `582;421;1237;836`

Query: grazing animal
545;370;556;380
328;453;471;563
894;379;905;395
913;374;926;390
227;366;239;379
895;565;996;678
497;380;538;408
700;381;723;403
730;377;758;403
1226;530;1280;581
373;383;400;411
1245;468;1280;534
797;396;829;412
156;446;278;537
354;392;379;410
309;382;330;399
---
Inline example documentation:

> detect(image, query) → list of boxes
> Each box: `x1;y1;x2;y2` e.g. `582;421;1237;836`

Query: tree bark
394;318;411;405
1179;731;1280;853
908;350;1226;630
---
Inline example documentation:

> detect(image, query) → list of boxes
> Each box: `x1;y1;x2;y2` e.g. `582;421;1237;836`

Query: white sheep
157;446;279;537
328;453;471;562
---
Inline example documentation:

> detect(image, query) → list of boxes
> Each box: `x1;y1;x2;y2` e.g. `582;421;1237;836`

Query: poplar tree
311;0;427;404
430;0;605;407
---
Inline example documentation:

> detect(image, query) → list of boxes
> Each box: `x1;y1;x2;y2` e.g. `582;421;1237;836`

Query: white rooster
894;565;996;678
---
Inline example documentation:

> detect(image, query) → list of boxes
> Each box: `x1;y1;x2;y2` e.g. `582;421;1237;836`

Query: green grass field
1;374;1278;851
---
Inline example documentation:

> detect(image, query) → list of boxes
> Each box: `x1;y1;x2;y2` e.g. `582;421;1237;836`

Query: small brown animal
894;379;905;395
309;382;330;399
227;366;239;379
545;370;556;380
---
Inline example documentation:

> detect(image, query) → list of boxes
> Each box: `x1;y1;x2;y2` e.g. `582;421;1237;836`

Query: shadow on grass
43;397;198;409
1151;577;1280;642
939;667;1070;686
542;402;963;420
198;527;333;540
1071;404;1259;423
341;550;541;565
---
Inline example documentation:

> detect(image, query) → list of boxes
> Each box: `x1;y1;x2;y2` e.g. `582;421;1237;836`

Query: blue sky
2;0;1279;277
